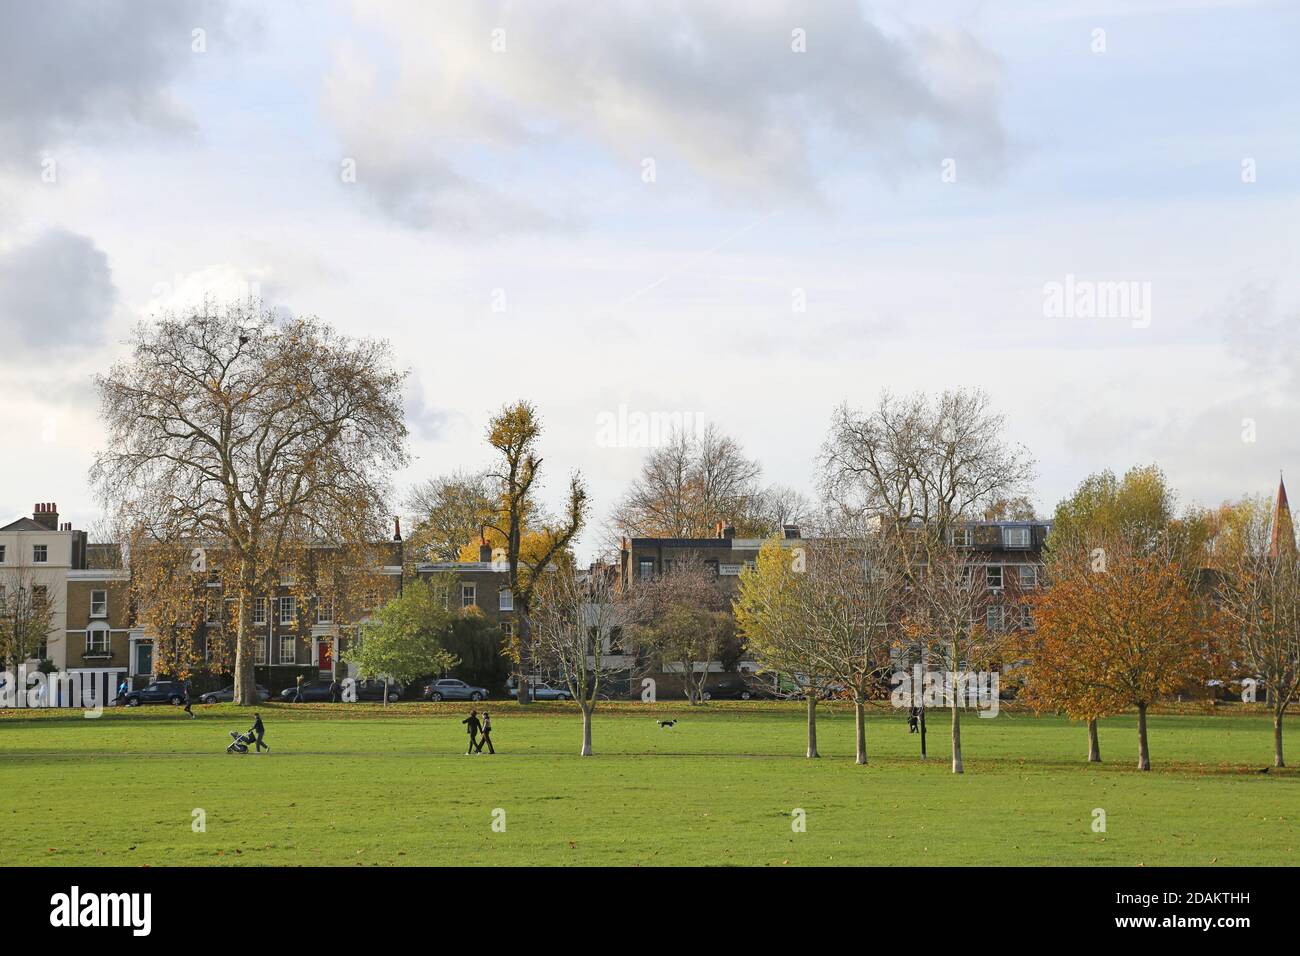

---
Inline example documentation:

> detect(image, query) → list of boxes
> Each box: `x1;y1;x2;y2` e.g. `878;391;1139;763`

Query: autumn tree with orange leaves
1025;534;1214;770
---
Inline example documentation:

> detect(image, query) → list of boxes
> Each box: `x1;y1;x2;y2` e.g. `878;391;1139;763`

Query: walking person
293;674;305;704
907;706;920;734
182;680;196;719
329;676;342;703
462;709;481;755
115;677;129;707
476;711;495;754
251;712;269;752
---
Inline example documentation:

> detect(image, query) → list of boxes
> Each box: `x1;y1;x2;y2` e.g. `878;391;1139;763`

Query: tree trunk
580;704;593;757
233;561;257;705
806;696;819;758
1087;718;1101;763
854;700;867;765
515;608;531;705
1136;702;1151;771
1274;711;1285;768
951;699;963;774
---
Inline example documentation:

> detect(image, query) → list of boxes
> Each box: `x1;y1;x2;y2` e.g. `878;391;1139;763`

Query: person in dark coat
907;706;920;734
329;677;342;703
462;710;481;754
251;712;269;752
475;712;495;754
182;680;196;719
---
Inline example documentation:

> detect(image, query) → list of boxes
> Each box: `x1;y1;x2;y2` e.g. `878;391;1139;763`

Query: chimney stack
32;502;59;531
721;523;735;541
782;524;801;539
393;516;402;542
479;537;493;563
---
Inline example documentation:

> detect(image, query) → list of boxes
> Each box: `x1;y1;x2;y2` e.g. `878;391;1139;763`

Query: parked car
124;680;188;706
703;679;774;701
353;678;403;702
507;681;571;701
199;683;270;704
423;678;487;702
279;680;335;703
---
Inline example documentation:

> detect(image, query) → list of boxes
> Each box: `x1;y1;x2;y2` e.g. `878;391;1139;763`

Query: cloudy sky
1;0;1297;555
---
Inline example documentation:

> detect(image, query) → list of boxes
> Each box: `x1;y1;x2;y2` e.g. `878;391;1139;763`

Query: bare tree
612;424;764;537
532;563;628;755
904;543;1000;774
1214;500;1300;767
91;300;407;704
794;533;907;765
819;388;1035;553
0;554;58;671
627;554;737;704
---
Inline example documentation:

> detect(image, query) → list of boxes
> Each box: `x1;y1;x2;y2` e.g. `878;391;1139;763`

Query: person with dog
462;709;482;754
475;711;495;754
250;712;269;752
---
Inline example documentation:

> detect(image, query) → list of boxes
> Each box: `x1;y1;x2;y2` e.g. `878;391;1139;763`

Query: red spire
1269;473;1296;558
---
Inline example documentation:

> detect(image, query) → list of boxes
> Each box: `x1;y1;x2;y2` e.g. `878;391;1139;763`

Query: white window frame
1018;565;1039;589
498;588;513;611
90;589;108;618
986;565;1003;590
986;605;1006;632
461;583;476;608
33;544;48;563
950;527;973;547
255;635;267;665
279;595;297;625
254;597;267;625
1003;526;1031;549
315;595;334;624
85;622;111;653
279;635;296;665
639;560;655;580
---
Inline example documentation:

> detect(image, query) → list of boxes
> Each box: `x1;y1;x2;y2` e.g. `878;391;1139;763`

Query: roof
0;517;56;533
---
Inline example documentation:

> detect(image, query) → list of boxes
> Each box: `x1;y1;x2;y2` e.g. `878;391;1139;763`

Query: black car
124;680;188;706
354;678;402;702
702;679;774;701
199;684;270;704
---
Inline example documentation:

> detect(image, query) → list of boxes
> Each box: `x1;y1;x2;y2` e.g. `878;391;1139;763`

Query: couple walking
462;709;494;754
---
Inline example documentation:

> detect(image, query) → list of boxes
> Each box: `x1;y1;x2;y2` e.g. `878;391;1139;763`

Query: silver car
424;678;487;702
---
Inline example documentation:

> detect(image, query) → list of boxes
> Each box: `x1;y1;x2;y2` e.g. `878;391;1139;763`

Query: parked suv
423;678;487;702
124;680;187;706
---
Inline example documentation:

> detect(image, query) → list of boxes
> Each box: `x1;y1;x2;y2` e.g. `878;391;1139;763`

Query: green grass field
2;701;1296;866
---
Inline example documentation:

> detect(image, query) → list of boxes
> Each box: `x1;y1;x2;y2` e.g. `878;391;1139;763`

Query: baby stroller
227;729;256;754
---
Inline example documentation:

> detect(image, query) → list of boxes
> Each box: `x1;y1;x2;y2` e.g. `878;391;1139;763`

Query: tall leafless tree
532;563;628;755
91;300;407;704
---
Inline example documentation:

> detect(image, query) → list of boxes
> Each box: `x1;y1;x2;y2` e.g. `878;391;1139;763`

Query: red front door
318;641;332;672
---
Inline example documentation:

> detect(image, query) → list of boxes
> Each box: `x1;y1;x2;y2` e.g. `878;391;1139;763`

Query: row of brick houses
0;503;522;694
1;498;1054;697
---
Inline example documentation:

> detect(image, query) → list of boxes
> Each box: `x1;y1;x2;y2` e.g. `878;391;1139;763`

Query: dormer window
1003;527;1031;549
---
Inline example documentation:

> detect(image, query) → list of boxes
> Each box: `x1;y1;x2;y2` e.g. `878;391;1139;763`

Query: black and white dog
656;719;677;729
